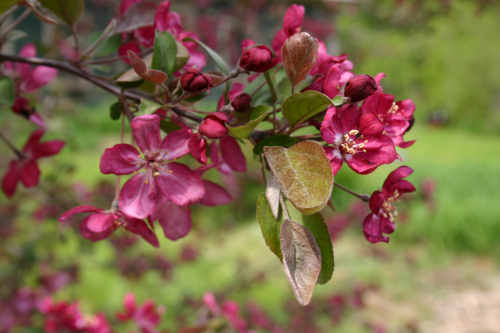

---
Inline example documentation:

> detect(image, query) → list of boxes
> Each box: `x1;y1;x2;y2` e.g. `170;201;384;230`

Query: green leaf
280;219;321;305
0;0;18;16
303;213;334;284
0;77;15;108
39;0;84;25
174;41;189;72
109;102;122;120
253;135;300;155
256;194;282;260
184;37;230;75
282;90;332;127
228;105;271;139
264;141;334;215
331;95;346;107
152;31;177;77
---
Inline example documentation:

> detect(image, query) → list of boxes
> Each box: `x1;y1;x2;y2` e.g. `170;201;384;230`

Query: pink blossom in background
2;129;64;197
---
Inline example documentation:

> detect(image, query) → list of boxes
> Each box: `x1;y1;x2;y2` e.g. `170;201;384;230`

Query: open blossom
59;205;159;247
2;129;64;198
100;114;204;219
271;4;305;54
203;293;248;333
320;105;397;175
119;0;206;69
361;92;416;147
3;44;57;126
39;297;112;333
116;293;163;333
363;166;416;243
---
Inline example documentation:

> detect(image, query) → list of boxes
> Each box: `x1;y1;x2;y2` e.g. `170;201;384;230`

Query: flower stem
280;196;290;220
334;182;370;202
0;132;23;158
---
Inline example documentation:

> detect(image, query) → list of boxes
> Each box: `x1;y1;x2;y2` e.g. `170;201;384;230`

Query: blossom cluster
1;1;417;250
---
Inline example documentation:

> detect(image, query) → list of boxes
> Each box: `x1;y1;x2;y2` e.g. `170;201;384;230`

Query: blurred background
1;0;500;332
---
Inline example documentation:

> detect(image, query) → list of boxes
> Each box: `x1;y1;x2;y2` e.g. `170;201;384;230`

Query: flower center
380;189;400;221
339;129;367;155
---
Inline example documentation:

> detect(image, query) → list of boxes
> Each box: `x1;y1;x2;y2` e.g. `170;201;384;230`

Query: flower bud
231;93;252;113
344;74;377;102
199;112;228;138
282;32;318;87
239;45;277;73
181;70;212;92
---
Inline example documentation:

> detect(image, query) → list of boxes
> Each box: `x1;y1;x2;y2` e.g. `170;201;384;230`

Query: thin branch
0;132;23;159
334;182;370;202
0;52;202;123
80;19;116;61
0;8;31;43
0;5;19;26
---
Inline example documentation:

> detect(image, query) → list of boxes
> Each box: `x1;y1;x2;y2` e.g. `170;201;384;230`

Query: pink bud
181;70;212;92
344;74;377;102
199;113;228;138
231;93;252;113
239;45;277;73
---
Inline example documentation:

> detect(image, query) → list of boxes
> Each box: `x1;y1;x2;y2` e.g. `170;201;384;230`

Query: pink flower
116;293;163;333
203;293;248;333
3;44;58;95
361;92;416;147
59;205;159;247
320;105;397;175
271;4;305;54
217;82;244;111
2;129;64;198
99;115;204;220
363;166;416;243
210;138;247;174
3;44;57;126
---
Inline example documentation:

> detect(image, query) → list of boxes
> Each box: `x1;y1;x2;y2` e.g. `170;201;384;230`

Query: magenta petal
362;213;389;243
271;28;287;53
81;213;116;241
32;140;65;159
20;159;40;188
85;213;115;233
283;4;304;36
359;111;383;136
2;160;21;198
153;0;172;32
20;66;57;93
398;139;415;149
156;162;205;206
119;173;156;219
384;166;414;188
100;144;141;175
160;129;190;160
59;205;102;222
325;147;343;175
153;200;192;240
23;129;44;153
131;115;162;153
199;180;232;206
220;136;246;172
123;217;159;247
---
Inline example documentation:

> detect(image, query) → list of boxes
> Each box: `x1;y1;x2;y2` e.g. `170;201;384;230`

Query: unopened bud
282;32;319;88
239;45;277;73
199;112;228;138
181;70;212;92
344;74;377;102
231;93;252;113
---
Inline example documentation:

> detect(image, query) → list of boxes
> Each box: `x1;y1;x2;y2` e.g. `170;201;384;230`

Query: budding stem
334;182;370;202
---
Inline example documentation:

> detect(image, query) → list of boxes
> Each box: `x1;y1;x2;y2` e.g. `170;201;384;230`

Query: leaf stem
280;196;290;220
334;182;370;202
0;8;31;45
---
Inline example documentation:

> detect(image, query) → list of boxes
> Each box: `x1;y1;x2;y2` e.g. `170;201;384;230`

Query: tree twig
334;182;370;202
